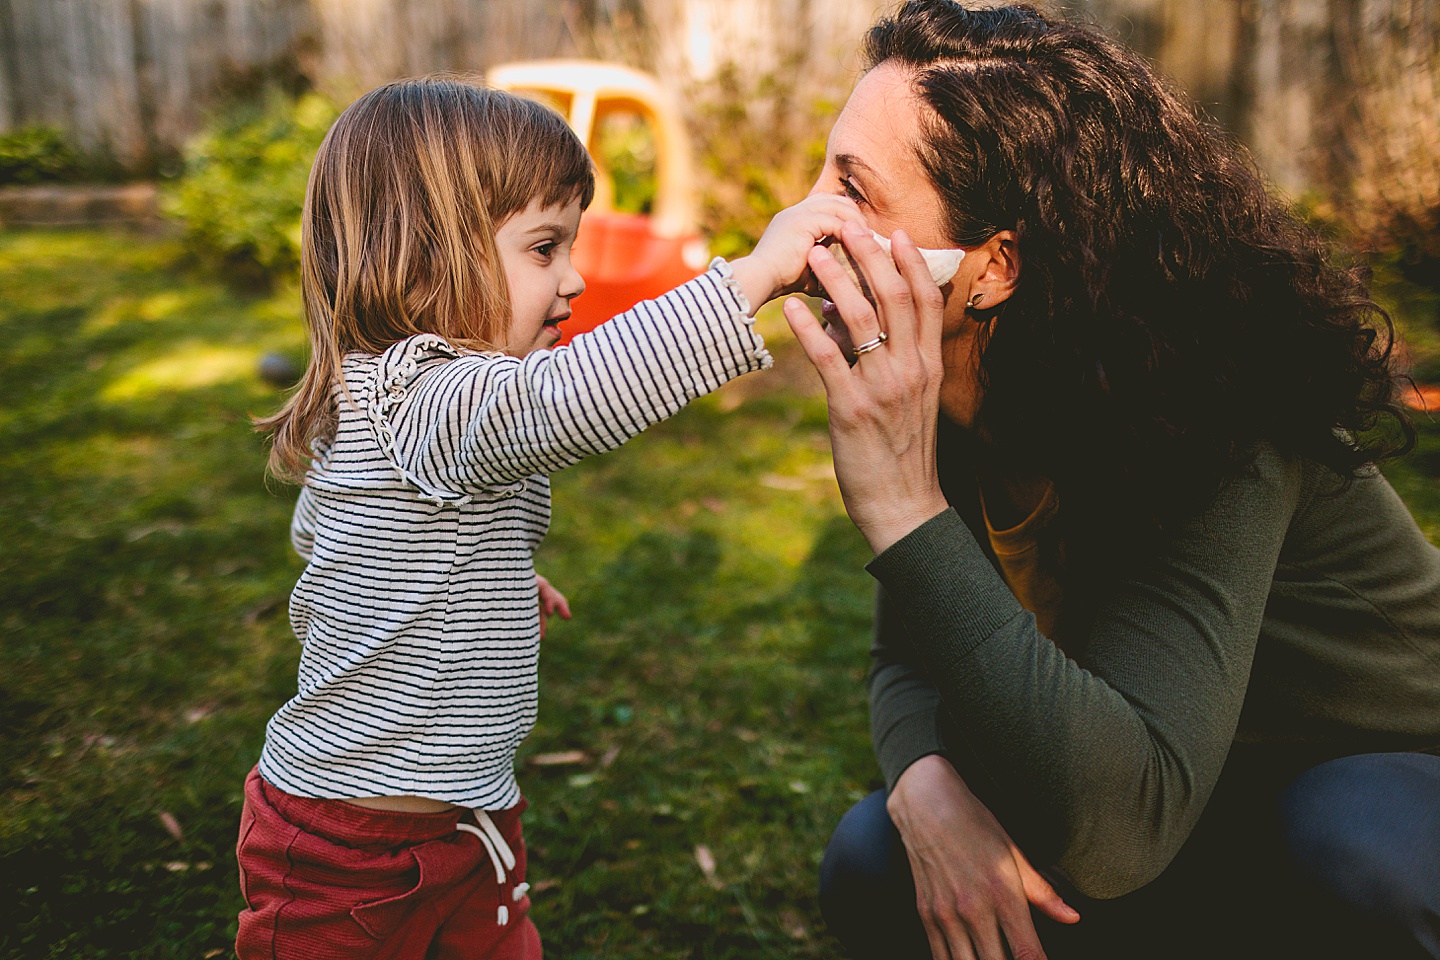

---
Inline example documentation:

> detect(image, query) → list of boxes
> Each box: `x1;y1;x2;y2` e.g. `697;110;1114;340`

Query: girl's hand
536;574;571;640
890;755;1080;960
728;195;866;312
782;222;950;553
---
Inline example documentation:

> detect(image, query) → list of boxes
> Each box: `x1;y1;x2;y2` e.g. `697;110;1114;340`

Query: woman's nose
806;163;837;198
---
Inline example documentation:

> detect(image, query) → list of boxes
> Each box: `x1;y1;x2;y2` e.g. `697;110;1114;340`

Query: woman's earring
967;292;984;309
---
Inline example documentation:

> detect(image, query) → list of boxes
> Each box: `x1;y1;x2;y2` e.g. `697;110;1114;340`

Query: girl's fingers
783;297;852;392
808;245;883;358
804;192;865;223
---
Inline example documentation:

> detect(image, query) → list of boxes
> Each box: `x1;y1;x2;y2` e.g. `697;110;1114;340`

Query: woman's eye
841;177;867;204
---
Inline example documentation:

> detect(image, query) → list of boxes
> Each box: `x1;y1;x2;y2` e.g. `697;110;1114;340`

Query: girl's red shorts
235;767;541;960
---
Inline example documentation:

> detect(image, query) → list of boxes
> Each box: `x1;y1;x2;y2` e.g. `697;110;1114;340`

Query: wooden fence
1;0;1437;245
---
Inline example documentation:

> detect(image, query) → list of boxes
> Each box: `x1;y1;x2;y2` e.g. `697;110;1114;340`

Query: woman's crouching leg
818;789;931;959
1281;752;1440;959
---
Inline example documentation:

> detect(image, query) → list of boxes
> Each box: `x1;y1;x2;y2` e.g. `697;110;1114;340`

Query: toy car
488;60;710;345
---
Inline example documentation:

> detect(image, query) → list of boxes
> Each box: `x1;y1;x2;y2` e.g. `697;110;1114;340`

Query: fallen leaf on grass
599;745;621;768
159;811;183;842
780;908;809;940
125;522;187;543
529;750;588;767
182;705;212;724
759;473;808;491
694;844;722;889
530;879;560;895
243;598;282;626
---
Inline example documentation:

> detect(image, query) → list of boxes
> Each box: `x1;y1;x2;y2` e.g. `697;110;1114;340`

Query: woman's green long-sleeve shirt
866;442;1440;899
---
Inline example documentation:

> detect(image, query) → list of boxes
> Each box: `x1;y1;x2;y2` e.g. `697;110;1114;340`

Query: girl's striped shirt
258;262;769;808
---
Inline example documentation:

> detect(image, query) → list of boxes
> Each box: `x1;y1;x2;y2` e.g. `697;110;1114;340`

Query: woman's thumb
1018;857;1081;925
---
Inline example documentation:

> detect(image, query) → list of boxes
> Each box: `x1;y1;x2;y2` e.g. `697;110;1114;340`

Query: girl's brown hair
257;77;595;481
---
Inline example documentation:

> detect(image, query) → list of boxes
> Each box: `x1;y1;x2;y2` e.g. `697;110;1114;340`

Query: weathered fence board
0;0;1436;244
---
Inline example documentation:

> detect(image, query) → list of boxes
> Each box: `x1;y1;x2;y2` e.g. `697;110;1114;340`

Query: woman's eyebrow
835;153;880;180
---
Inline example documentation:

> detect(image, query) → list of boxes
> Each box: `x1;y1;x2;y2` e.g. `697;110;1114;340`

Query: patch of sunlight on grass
733;489;845;570
40;433;201;489
0;231;183;315
85;289;207;334
101;342;258;402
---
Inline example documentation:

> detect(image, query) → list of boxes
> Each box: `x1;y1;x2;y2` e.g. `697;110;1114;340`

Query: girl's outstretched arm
361;197;864;499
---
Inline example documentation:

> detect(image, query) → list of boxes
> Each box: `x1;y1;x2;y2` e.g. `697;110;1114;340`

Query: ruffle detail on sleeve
361;335;524;506
707;257;773;371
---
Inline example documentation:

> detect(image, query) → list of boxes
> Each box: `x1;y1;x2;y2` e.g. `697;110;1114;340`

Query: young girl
236;77;861;959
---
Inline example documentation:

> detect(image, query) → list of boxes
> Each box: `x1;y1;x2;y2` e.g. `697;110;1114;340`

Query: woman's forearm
867;453;1299;896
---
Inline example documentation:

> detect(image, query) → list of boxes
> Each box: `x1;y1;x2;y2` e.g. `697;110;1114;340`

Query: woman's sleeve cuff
866;508;1024;664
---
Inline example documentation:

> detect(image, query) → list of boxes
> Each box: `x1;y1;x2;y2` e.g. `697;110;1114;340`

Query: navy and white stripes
258;262;770;808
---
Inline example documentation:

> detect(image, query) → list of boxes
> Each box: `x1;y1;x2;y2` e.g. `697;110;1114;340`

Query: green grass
2;227;1438;959
0;228;877;959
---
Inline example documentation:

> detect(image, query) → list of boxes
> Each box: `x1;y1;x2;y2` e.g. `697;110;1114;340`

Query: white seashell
818;231;965;304
870;232;965;285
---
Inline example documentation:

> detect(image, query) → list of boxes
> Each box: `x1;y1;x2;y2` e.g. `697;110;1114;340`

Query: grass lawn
2;227;1438;959
0;228;877;959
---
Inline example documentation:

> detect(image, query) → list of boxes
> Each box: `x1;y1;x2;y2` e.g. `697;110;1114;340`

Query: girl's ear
973;229;1020;308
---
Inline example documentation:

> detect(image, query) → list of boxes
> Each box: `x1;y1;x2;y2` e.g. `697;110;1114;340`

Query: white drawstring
456;810;519;925
475;810;516;871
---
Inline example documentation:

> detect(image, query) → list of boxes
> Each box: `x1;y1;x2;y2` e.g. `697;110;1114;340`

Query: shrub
0;126;87;185
166;90;338;284
686;61;837;260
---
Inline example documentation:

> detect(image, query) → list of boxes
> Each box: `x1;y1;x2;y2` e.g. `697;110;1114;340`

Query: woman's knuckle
883;282;913;307
984;876;1012;900
950;889;980;917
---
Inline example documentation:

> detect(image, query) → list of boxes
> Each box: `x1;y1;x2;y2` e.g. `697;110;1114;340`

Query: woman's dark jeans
819;752;1440;959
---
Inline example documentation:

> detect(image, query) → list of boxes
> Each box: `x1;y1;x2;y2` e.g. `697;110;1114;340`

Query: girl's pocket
349;835;475;940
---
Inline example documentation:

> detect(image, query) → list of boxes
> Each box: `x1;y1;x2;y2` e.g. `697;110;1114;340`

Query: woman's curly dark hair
865;1;1413;543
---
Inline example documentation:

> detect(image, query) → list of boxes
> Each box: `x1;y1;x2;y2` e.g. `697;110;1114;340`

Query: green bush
0;126;87;185
688;62;837;260
166;90;338;284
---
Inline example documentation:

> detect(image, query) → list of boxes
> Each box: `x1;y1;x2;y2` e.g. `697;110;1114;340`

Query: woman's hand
783;222;951;553
728;195;867;312
891;755;1080;960
536;574;571;640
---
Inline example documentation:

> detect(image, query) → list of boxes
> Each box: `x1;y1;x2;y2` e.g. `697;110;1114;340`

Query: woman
787;3;1440;959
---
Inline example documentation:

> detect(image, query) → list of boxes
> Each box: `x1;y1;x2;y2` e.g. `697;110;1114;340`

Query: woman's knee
1281;752;1440;954
819;790;905;906
819;790;931;958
